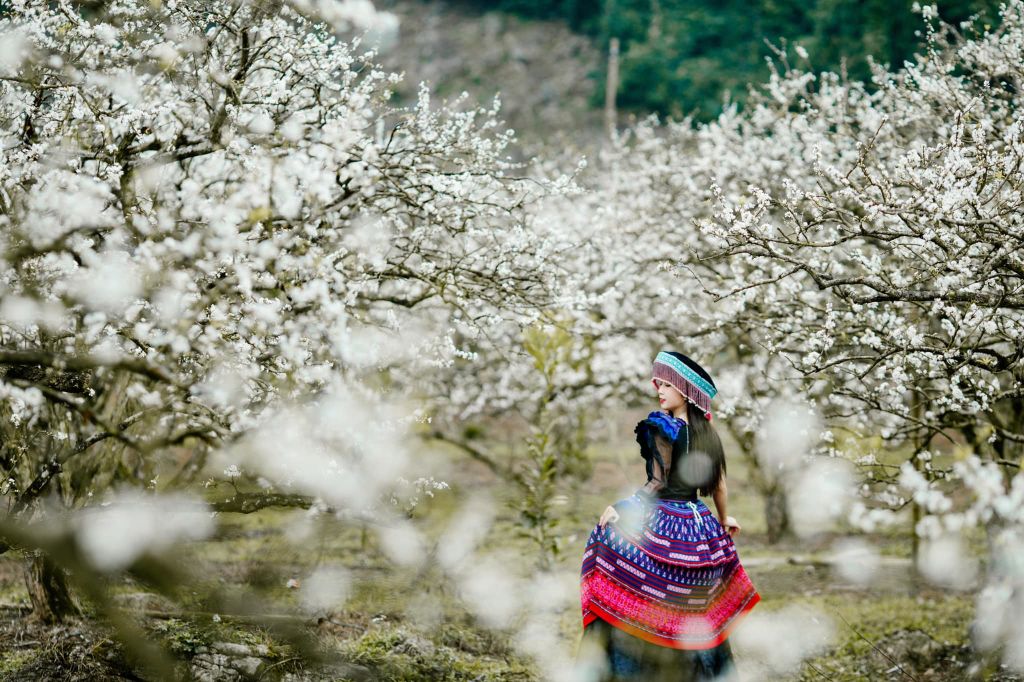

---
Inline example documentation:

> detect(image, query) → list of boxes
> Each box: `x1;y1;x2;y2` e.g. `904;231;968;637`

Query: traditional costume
578;352;760;681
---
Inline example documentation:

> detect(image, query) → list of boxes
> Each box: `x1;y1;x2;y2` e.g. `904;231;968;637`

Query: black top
658;486;699;502
634;411;717;502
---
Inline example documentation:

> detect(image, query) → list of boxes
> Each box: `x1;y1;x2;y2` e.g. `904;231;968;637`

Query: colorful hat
651;351;717;420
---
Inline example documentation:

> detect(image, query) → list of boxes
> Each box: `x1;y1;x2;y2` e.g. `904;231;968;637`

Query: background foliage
467;0;1002;119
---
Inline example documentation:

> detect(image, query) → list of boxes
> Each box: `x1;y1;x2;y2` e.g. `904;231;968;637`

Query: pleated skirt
580;495;759;658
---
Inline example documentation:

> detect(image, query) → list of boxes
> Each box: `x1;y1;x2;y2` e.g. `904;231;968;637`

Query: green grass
340;624;533;681
793;592;975;681
0;649;37;677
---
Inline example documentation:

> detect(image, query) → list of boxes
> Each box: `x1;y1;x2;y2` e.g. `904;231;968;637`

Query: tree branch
0;349;177;386
207;492;313;514
424;430;501;474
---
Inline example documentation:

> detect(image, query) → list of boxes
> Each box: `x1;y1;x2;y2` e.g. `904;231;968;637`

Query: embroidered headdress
652;351;717;421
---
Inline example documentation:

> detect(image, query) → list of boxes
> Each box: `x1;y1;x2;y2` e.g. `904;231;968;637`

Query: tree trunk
764;485;791;544
604;37;619;137
25;553;80;623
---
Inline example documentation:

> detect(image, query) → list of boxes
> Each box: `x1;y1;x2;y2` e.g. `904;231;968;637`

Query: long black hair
657;402;726;498
682;401;726;496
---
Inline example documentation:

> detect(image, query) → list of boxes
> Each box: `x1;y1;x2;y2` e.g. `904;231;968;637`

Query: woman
578;351;760;681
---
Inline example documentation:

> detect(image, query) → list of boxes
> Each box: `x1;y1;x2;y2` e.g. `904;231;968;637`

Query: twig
208;492;313;514
804;659;836;680
257;657;302;680
142;609;309;625
832;608;920;682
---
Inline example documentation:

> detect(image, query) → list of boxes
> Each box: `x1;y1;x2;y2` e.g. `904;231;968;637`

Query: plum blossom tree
687;2;1024;669
424;108;834;544
429;2;1024;563
0;0;566;625
699;2;1024;509
564;116;837;542
531;5;1024;668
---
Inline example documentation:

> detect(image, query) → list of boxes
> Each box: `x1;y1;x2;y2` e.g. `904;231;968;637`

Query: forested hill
452;0;1003;120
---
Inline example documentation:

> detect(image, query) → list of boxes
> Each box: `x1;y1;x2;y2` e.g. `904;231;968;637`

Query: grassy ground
0;418;1018;681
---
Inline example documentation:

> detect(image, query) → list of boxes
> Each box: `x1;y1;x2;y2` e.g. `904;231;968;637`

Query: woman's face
654;378;685;414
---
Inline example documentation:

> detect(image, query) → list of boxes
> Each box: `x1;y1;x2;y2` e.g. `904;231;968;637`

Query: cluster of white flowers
75;490;214;572
0;0;571;523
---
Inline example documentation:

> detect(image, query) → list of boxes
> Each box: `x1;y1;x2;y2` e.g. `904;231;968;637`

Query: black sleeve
634;420;669;485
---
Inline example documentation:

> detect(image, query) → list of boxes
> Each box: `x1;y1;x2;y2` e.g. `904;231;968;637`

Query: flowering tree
700;2;1024;500
423;96;850;544
689;2;1024;666
0;0;564;626
569;116;836;542
543;0;1024;552
428;1;1024;560
510;5;1024;668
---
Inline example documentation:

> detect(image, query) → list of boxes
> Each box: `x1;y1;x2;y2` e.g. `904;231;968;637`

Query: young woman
578;351;760;681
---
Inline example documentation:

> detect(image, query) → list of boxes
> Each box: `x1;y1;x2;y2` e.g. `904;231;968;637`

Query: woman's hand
599;505;619;528
720;515;741;537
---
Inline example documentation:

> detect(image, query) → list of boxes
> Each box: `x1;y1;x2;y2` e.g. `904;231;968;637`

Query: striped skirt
580;495;760;650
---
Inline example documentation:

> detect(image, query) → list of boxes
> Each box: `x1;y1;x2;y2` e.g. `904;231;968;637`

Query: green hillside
463;0;1003;119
